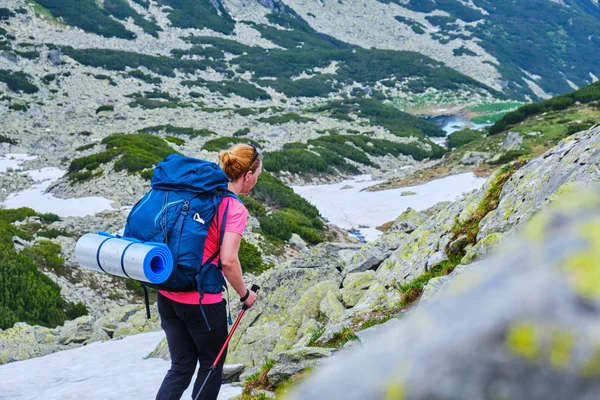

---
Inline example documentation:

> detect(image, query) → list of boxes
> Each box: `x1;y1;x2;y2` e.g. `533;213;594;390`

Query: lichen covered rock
289;189;600;400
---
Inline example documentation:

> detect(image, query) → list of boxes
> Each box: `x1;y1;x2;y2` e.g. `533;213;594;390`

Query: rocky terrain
2;2;600;398
3;123;592;398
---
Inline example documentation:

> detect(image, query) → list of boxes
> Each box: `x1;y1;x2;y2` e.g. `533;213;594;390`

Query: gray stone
288;242;362;270
389;208;427;234
267;347;334;386
223;364;245;383
343;231;407;274
289;234;308;251
58;315;94;345
502;131;523;151
47;49;63;66
145;337;169;360
319;290;346;324
340;271;376;307
478;127;600;241
461;151;491;165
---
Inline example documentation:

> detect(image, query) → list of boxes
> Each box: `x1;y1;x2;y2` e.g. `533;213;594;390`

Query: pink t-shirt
159;196;248;304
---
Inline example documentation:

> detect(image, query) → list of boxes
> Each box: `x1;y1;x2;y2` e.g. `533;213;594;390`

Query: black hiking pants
156;293;228;400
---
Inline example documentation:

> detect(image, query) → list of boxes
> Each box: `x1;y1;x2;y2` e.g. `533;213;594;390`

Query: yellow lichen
563;222;600;301
549;331;575;369
385;382;406;400
506;322;540;362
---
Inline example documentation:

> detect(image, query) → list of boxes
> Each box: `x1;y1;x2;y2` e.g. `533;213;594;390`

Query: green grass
243;359;276;394
468;102;523;113
311;327;358;349
139;125;215;138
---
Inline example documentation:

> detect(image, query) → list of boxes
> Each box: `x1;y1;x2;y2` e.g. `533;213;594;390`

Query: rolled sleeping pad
75;232;173;284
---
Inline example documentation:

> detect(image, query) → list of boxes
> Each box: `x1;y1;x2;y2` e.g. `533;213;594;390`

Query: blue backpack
123;154;240;326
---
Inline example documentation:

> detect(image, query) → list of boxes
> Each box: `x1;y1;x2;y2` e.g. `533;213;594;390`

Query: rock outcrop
289;188;600;400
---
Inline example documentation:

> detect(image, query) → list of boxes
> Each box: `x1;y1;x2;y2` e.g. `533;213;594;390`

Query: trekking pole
193;284;260;400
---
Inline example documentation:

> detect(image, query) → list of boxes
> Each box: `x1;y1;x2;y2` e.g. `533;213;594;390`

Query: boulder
461;151;491;165
226;262;341;367
340;271;376;307
267;347;334;386
502;131;523;151
0;323;60;364
389;208;426;234
288;242;362;270
146;337;169;360
343;230;407;274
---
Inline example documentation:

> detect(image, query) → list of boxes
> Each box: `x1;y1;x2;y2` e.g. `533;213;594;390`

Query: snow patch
292;172;486;242
0;331;242;400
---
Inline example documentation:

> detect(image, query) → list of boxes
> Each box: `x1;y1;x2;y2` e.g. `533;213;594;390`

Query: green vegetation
202;137;260;152
453;46;477;57
448;129;483;148
233;128;250;137
251;172;324;244
9;103;28;111
310;326;358;349
186;36;262;56
398;163;519;307
384;0;600;99
263;133;440;177
158;0;235;34
37;228;75;239
0;8;15;20
490;81;600;134
182;78;271;101
42;73;56;84
140;125;215;138
75;143;97;152
95;105;114;114
61;47;228;78
243;359;276;395
0;69;39;93
257;75;339;98
164;136;185;146
15;49;40;60
239;239;269;274
93;74;117;86
394;15;425;34
236;46;490;94
103;0;161;37
68;133;177;183
0;134;17;145
0;208;87;330
311;99;445;138
127;69;162;84
33;0;135;39
257;113;316;124
128;98;190;109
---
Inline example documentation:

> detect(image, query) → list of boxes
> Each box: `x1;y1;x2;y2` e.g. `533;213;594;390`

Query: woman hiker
156;144;261;400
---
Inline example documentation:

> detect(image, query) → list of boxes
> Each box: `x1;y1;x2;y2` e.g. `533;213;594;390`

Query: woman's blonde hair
218;143;262;181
